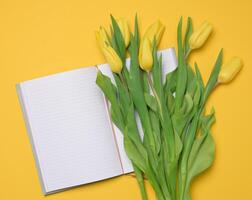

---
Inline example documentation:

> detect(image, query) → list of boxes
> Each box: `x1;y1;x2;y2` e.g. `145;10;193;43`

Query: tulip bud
218;57;243;84
117;18;130;47
138;20;165;71
95;26;110;50
139;38;153;71
103;45;123;73
144;20;165;45
189;21;213;50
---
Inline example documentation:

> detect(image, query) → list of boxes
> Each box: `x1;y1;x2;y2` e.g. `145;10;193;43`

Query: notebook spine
16;84;48;195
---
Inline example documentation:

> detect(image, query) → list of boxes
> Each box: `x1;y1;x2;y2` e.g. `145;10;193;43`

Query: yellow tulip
143;20;165;45
103;45;123;73
139;38;153;71
138;20;165;71
218;57;243;84
95;26;110;50
189;21;213;50
117;18;130;47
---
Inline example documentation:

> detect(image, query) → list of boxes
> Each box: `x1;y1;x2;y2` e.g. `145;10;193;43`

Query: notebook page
98;48;178;174
18;67;123;194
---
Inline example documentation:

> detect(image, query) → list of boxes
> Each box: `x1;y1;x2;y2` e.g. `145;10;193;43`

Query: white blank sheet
17;67;123;194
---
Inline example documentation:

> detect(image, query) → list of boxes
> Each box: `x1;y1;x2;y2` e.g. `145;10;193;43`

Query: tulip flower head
218;57;243;84
95;26;110;51
189;21;213;50
139;38;153;71
103;45;123;74
116;18;130;48
139;20;165;71
143;20;165;46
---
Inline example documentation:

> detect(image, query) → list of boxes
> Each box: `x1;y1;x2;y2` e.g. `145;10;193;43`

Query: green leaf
182;129;215;200
167;92;175;113
110;15;126;61
172;93;195;137
204;49;223;102
187;77;197;98
201;107;215;131
96;71;117;104
194;63;204;89
184;93;194;114
180;112;201;170
110;105;124;132
124;134;147;172
194;63;205;107
156;151;171;199
153;44;176;160
184;17;193;55
152;40;163;97
193;83;201;107
113;74;131;118
179;93;193;115
134;14;140;48
123;104;148;172
96;71;124;131
128;34;156;153
175;17;187;112
175;131;183;157
186;64;196;92
141;71;150;94
164;69;177;94
188;133;215;180
144;93;158;112
149;110;161;155
166;132;182;199
110;26;119;53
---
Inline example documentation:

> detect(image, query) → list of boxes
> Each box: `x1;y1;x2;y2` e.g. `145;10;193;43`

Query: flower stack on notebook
17;48;177;195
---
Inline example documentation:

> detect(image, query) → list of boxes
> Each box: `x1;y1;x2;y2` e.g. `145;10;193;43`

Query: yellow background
0;0;251;199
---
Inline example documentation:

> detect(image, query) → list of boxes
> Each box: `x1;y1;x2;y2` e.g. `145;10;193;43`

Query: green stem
147;72;164;121
183;180;191;200
119;72;128;90
133;165;148;200
145;168;165;200
184;48;192;60
179;83;217;200
147;73;177;200
179;112;200;200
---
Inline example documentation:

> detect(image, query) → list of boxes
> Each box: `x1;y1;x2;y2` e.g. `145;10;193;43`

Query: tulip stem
147;72;164;121
119;72;128;90
185;48;192;59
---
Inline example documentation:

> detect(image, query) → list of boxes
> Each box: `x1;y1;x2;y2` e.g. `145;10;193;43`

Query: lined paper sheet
98;47;178;174
18;67;123;194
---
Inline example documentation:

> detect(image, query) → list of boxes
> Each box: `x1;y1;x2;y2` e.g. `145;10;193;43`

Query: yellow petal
96;26;110;50
117;18;130;47
103;45;123;73
218;57;243;84
189;21;213;49
139;38;153;71
138;20;165;72
144;20;165;45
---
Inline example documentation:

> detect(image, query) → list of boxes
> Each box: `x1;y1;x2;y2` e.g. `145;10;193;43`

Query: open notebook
16;48;177;195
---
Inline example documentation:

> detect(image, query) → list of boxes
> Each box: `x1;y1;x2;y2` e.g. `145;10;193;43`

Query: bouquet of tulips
95;15;242;200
